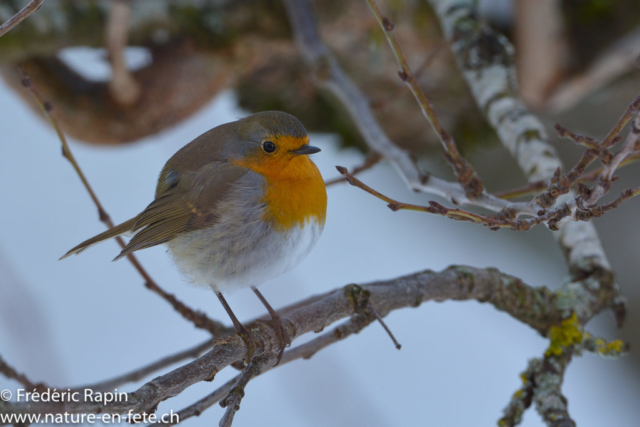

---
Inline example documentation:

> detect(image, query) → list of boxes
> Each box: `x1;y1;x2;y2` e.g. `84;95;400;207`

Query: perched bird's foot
269;312;291;365
251;286;290;365
216;291;257;365
235;323;257;365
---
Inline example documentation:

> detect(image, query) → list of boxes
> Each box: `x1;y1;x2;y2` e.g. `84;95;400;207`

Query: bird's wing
113;162;248;260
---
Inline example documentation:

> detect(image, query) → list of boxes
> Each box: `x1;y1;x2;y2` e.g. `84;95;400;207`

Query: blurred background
1;0;639;426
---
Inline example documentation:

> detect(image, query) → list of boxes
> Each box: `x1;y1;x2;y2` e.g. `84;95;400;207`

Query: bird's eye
262;141;276;153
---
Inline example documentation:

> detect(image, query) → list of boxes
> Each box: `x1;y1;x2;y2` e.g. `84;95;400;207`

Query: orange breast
261;160;327;231
232;153;327;232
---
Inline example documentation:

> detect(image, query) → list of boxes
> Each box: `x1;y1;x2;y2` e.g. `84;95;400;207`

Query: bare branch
283;0;530;216
0;356;45;391
158;316;374;426
583;111;640;206
499;358;535;427
0;0;43;37
2;265;582;420
336;166;528;230
495;181;548;200
77;339;214;393
365;0;484;197
337;159;640;232
218;358;267;427
503;355;577;427
324;153;382;187
371;41;448;110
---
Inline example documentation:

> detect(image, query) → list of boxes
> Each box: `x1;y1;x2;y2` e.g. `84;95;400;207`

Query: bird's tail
59;217;138;260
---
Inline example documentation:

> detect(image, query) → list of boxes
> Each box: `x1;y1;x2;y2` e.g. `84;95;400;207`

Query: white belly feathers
166;173;324;293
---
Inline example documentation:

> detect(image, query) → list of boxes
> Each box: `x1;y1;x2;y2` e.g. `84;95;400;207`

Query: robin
61;111;328;362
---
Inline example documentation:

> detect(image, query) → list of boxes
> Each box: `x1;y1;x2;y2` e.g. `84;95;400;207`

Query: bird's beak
292;145;321;155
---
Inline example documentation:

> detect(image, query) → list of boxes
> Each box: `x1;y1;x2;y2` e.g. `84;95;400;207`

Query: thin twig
371;41;448;110
0;0;44;37
283;0;529;216
324;153;382;186
528;91;640;210
76;339;214;392
156;316;374;426
0;356;45;391
368;303;401;350
583;112;640;207
365;0;484;197
495;151;640;202
18;67;228;338
337;166;530;230
579;152;640;183
218;358;267;427
575;186;640;221
495;180;547;200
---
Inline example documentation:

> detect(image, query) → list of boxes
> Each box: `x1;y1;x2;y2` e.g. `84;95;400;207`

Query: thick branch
425;0;612;279
1;265;577;419
159;316;375;425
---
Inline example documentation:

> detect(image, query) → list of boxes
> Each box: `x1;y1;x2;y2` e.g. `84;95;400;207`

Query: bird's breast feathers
166;171;325;293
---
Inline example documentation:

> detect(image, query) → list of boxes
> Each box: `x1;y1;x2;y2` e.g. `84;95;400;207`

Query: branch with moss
0;265;619;424
283;0;629;425
500;313;627;427
425;0;614;278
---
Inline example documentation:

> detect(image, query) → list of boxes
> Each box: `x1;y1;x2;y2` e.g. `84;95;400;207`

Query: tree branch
283;0;531;216
425;0;614;279
0;0;43;37
157;315;376;426
0;356;45;391
154;315;374;426
365;0;484;197
1;265;579;420
218;358;267;427
76;339;214;393
324;153;382;187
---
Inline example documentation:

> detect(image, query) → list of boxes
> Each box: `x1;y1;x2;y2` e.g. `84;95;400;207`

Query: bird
61;111;328;363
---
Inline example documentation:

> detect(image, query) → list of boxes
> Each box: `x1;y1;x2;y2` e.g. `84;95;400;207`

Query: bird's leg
216;292;256;364
250;286;291;365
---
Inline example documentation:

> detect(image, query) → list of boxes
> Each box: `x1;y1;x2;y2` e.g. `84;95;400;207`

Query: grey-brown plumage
60;113;288;261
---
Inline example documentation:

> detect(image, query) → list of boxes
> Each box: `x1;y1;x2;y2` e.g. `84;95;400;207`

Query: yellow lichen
593;337;625;356
545;313;583;356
